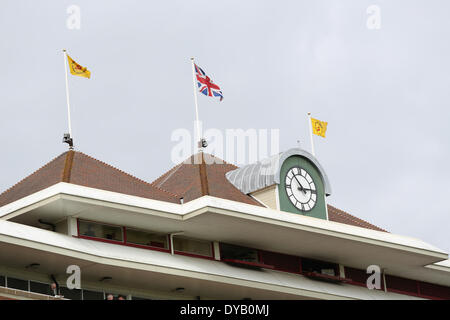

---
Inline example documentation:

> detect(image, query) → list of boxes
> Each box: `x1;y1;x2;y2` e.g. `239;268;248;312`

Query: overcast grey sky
0;0;449;252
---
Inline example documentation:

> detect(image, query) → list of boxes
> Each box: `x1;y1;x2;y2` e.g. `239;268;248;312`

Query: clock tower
226;148;331;220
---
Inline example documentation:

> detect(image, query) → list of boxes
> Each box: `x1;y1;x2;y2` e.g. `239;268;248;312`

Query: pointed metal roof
225;148;332;195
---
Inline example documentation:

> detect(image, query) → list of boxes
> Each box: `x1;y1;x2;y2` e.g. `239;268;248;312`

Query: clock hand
293;175;307;194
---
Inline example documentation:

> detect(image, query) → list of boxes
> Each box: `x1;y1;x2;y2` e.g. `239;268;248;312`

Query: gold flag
67;54;91;78
311;117;328;138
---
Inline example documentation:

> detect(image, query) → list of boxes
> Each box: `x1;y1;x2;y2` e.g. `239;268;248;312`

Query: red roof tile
152;153;263;206
0;152;67;207
0;150;179;207
327;205;387;232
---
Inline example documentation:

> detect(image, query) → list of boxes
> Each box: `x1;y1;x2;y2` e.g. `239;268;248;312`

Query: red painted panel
386;275;418;294
259;251;301;273
419;282;450;300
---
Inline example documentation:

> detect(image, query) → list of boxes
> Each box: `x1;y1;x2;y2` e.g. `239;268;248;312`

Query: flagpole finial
308;112;311;116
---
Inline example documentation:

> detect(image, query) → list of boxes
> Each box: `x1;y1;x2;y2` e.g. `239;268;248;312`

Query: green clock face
284;166;317;212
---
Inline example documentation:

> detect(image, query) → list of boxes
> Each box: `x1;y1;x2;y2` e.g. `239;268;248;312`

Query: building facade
0;148;448;300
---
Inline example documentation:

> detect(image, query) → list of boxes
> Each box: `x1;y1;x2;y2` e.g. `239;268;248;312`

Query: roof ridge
0;151;68;200
151;152;239;187
75;151;181;199
199;153;210;196
62;150;75;183
328;204;387;232
202;152;239;168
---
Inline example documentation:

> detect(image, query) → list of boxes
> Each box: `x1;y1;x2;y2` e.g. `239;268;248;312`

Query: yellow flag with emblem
66;54;91;79
311;117;328;138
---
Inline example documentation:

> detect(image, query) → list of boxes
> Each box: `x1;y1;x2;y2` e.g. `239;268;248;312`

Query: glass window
7;277;28;291
60;287;82;300
220;243;260;263
0;275;5;287
30;281;50;295
83;289;105;300
173;237;213;257
260;251;299;273
126;228;168;249
78;220;123;242
344;267;369;285
301;258;338;276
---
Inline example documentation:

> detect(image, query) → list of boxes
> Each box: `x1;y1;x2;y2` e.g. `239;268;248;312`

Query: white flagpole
190;57;202;151
63;50;73;143
308;112;315;156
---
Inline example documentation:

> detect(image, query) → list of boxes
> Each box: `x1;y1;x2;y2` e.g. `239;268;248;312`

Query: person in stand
48;282;58;297
106;293;114;300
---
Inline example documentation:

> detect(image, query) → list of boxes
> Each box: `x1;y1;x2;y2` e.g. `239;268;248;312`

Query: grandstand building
0;148;448;300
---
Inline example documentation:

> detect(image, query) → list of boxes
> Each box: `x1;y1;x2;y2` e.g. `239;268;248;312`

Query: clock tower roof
225;148;332;196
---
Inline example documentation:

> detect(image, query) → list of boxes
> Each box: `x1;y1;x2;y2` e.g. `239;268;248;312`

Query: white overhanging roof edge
0;182;447;259
0;220;422;300
425;259;450;273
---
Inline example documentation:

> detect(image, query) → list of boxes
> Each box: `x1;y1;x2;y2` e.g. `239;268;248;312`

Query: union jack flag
194;64;223;101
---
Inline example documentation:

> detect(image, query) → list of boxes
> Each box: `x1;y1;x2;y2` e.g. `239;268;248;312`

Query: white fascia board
0;182;448;260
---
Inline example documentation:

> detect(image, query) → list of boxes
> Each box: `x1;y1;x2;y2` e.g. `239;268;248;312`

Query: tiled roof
327;205;387;232
0;150;179;207
0;150;386;232
152;153;263;206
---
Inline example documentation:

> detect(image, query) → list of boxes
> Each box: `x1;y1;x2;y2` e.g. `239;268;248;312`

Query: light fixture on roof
198;138;208;149
174;287;185;293
63;133;74;149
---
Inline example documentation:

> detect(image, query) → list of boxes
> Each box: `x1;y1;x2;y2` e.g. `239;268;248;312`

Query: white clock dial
284;167;317;212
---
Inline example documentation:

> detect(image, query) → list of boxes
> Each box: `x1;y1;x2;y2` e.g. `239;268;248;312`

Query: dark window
344;267;368;285
132;296;151;300
419;282;450;299
220;243;260;263
60;287;82;300
301;258;338;276
0;275;5;287
7;277;28;291
173;237;213;257
126;228;168;249
260;251;300;273
78;220;123;242
83;289;104;300
386;275;418;294
30;281;50;295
